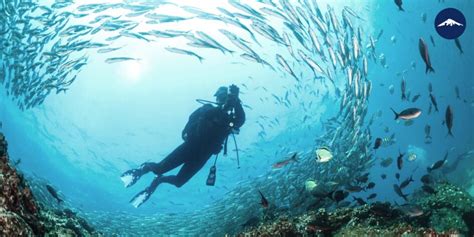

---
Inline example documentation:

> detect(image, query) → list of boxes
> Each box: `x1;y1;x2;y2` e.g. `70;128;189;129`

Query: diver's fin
129;175;162;208
130;190;150;208
120;169;143;188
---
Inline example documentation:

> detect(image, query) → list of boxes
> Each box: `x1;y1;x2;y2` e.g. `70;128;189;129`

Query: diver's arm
227;84;245;130
232;100;245;129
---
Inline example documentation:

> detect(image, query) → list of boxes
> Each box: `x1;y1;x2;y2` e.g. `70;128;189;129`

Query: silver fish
196;31;234;54
445;105;454;137
165;47;204;62
276;54;299;81
454;38;463;54
390;108;422;120
419;38;435;73
105;57;140;64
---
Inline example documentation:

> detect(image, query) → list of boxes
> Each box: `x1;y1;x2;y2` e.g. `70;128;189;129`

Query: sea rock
0;132;101;236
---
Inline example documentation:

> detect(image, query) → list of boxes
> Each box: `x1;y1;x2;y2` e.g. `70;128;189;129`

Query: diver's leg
129;150;208;207
144;143;191;175
158;155;210;188
129;152;210;207
120;143;189;188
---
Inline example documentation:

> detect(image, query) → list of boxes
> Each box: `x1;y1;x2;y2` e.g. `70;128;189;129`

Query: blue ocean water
0;0;473;235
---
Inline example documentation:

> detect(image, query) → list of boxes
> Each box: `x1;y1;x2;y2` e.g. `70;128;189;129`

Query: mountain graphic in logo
437;18;463;27
435;8;466;39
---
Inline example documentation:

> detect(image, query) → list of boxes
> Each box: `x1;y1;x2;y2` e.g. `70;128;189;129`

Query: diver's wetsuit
123;101;245;207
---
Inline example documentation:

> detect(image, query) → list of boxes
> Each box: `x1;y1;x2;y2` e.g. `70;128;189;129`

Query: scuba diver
121;85;245;208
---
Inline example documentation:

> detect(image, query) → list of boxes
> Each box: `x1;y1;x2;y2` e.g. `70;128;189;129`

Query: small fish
381;134;397;147
381;174;387;179
411;94;421;103
424;125;432;142
13;159;21;166
401;79;407;101
429;94;439;112
145;13;190;23
105;57;140;64
367;193;377;200
377;29;384;40
430;35;436;47
428;83;433;93
389;84;395;95
305;180;317;192
353;196;367;205
46;185;63;204
422;185;436;194
380;157;393;167
391;108;422;120
315;147;333;163
272;153;298;169
356;172;370;183
419;38;435;73
346;184;365;192
421;13;427;23
393;184;408;201
454;38;463;54
97;46;124;54
330;190;349;203
399;176;414;189
258;190;269;208
165;47;204;62
399;204;424;217
421;174;432;184
397;151;404;170
366;182;375;189
455;86;460;99
445;106;454;137
373;138;382;150
276;54;299;81
407;153;417;161
394;0;404;11
404;120;414;126
427;152;448;172
395;173;400;181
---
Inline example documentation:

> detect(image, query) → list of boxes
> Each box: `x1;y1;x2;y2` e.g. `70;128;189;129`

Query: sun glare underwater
0;0;473;236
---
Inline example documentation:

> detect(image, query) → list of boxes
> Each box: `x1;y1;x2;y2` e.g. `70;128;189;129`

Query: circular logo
435;8;466;39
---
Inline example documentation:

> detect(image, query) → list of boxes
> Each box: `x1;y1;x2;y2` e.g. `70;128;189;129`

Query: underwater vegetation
238;183;474;236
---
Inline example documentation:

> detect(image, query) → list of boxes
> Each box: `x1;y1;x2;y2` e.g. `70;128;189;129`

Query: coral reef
0;133;44;235
0;133;101;236
237;183;474;236
413;182;474;235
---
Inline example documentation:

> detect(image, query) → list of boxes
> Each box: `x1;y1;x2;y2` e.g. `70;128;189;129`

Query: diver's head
214;86;228;105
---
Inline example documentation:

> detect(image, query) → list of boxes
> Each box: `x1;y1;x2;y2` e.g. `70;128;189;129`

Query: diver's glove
225;85;240;109
229;84;240;99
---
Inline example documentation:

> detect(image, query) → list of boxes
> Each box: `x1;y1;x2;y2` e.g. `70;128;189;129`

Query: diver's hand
229;84;239;98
